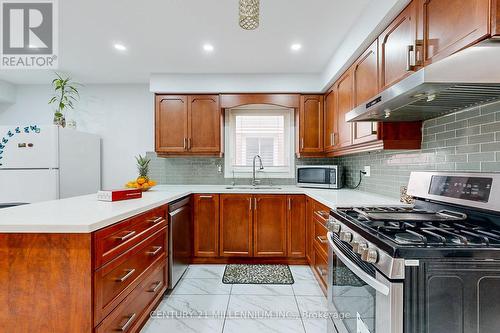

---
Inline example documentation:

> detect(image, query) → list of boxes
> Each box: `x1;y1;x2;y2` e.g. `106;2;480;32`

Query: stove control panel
429;175;492;203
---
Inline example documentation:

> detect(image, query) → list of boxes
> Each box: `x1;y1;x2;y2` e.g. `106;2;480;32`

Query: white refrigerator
0;125;101;204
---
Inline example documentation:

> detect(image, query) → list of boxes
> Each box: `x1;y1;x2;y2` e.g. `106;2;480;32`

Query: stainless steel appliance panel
168;196;192;289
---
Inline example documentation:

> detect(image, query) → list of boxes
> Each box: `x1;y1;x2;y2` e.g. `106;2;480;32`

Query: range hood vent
346;40;500;122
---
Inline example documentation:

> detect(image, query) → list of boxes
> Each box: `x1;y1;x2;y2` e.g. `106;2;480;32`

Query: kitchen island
0;186;403;333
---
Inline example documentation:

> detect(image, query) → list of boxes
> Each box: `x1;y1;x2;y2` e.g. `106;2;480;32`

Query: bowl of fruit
125;155;158;191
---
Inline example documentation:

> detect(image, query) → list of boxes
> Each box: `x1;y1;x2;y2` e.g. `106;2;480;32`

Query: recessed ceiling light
203;43;214;52
113;43;127;51
291;43;302;51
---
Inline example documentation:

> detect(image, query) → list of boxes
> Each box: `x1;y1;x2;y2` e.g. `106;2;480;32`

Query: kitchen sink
225;186;282;190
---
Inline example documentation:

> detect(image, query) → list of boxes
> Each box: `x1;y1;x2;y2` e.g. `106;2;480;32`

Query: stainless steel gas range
326;171;500;333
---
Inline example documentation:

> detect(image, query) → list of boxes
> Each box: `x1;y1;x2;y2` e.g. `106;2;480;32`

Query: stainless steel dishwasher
168;196;192;289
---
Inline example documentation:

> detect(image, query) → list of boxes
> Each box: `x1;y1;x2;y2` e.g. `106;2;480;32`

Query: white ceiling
0;0;376;85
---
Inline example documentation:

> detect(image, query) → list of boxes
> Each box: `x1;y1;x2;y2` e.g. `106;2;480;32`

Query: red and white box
97;188;143;202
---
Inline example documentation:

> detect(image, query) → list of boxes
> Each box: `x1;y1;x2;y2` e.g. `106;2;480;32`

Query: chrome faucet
252;155;264;186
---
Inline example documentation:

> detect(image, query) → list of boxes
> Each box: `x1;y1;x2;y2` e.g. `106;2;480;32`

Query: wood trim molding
220;94;300;109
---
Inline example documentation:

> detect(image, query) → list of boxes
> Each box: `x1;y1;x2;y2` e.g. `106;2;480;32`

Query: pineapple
135;154;151;184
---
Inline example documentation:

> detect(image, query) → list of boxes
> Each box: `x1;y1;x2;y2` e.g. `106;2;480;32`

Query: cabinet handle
254;198;257;211
183;138;187;150
332;133;336;146
117;313;136;332
317;235;328;244
116;269;136;282
288;197;291;211
301;138;304;150
116;231;136;242
406;45;415;71
199;195;213;199
146;246;162;256
148;217;163;224
148;281;163;293
249;198;252;211
188;138;191;149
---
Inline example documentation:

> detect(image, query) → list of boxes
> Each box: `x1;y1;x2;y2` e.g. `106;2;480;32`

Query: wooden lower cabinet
219;194;253;257
0;206;169;333
305;196;315;264
254;195;287;257
198;194;307;261
287;195;306;258
193;194;220;257
312;243;328;295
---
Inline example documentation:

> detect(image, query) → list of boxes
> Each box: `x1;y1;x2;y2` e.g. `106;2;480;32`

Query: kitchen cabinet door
324;87;336;152
155;95;188;153
219;194;253;257
193;194;219;257
352;41;379;145
188;95;221;154
335;70;353;149
422;0;490;65
287;195;306;258
305;197;314;264
298;95;324;154
379;0;419;91
253;195;287;257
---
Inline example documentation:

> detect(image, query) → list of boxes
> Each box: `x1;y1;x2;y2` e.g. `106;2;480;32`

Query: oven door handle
327;232;390;296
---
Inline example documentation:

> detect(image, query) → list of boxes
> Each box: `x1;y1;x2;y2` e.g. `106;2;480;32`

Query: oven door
327;232;403;333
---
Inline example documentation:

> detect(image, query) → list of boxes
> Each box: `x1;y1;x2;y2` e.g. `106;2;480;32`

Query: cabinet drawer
312;243;328;291
313;215;328;257
96;261;167;333
94;228;166;325
94;206;167;268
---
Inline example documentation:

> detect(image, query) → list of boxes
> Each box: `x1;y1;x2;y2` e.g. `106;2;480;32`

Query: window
225;105;295;179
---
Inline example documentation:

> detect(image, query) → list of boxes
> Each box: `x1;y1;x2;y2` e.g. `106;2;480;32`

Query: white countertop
0;185;405;233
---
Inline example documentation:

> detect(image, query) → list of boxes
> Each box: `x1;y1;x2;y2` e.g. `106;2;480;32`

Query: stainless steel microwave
296;165;343;189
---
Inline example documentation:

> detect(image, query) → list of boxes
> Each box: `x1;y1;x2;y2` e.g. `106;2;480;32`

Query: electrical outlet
217;164;223;174
364;166;371;177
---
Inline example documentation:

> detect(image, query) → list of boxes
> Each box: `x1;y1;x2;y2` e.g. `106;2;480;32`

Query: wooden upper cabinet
335;70;353;149
324;87;336;152
219;194;253;257
193;194;219;257
155;94;221;155
188;95;221;154
352;40;379;145
422;0;490;65
298;95;324;155
287;195;306;258
379;0;419;91
155;95;188;153
253;195;287;257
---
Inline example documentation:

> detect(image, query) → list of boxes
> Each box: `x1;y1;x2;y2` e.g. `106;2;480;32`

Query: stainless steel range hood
346;39;500;122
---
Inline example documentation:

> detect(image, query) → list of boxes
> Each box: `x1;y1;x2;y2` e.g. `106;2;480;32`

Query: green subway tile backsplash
336;101;500;199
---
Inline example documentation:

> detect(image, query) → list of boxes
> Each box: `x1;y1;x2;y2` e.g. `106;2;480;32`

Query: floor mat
222;264;294;284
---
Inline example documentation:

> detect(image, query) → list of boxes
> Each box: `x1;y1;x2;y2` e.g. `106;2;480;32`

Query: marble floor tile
302;318;331;333
184;265;227;279
227;295;300;319
289;265;315;280
295;296;329;316
157;294;230;317
171;278;232;295
223;318;305;333
231;283;294;296
292;280;324;296
141;317;224;333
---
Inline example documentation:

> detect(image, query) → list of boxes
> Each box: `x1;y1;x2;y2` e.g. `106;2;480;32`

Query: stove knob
339;231;353;243
331;222;341;234
361;248;379;264
356;242;368;255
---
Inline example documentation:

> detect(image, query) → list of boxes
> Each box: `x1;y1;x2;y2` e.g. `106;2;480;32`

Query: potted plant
48;73;80;128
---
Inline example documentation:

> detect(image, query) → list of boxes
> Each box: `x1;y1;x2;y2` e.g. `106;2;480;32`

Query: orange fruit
148;180;155;186
137;177;146;185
